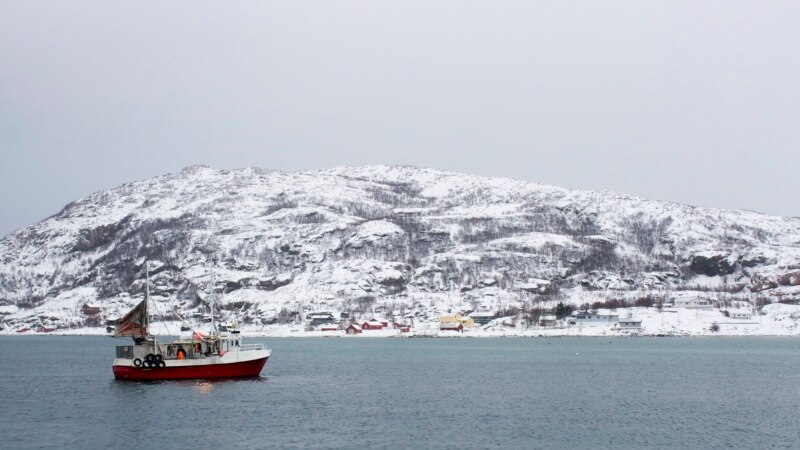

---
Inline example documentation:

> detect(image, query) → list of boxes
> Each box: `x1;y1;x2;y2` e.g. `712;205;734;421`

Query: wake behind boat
111;267;271;381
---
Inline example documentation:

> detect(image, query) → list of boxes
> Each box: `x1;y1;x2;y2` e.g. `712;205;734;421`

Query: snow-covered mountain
2;165;800;333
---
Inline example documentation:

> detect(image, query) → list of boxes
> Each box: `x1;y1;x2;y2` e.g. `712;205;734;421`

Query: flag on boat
114;299;149;337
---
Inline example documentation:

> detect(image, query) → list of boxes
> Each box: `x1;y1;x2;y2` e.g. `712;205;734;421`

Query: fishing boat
111;268;271;381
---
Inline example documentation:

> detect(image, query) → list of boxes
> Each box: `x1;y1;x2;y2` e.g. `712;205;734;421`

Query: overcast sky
1;1;799;237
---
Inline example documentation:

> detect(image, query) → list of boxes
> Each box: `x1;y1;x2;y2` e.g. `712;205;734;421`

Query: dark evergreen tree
555;302;574;319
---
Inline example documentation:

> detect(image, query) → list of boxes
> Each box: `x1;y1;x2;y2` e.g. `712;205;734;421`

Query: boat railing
240;343;266;352
116;345;134;359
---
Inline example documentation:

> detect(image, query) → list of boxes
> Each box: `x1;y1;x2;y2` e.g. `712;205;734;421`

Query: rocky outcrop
689;254;737;277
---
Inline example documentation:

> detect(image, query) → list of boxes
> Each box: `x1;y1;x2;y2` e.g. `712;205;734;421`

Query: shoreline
5;304;799;338
3;329;799;338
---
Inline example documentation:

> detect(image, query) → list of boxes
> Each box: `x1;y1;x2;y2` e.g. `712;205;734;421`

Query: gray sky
2;1;799;237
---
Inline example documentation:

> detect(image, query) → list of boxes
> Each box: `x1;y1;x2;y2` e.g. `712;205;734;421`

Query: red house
362;320;384;330
440;322;463;332
346;324;362;334
392;322;412;333
368;317;389;327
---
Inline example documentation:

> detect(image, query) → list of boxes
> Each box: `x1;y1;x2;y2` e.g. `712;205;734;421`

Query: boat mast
145;261;150;334
145;260;159;352
210;261;216;334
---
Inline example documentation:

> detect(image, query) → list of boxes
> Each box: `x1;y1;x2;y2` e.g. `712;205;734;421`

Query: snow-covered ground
7;303;800;338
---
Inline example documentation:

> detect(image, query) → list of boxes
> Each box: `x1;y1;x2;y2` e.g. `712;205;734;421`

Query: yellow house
439;313;475;329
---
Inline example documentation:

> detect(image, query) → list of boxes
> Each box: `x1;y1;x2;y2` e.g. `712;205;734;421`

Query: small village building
82;303;101;315
365;317;389;327
569;310;618;325
517;279;552;294
320;325;339;332
674;297;715;309
439;313;475;329
440;322;464;332
617;318;642;329
362;320;384;331
345;324;362;334
307;312;337;326
391;320;413;332
539;315;558;327
469;311;496;326
727;310;752;320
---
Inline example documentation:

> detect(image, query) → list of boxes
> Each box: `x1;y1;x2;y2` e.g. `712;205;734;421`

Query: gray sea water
0;336;798;449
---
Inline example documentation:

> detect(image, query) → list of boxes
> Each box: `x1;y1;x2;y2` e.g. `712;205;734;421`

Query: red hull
113;357;268;381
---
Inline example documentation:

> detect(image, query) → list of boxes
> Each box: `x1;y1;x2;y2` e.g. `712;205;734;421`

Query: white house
617;318;642;329
539;315;558;327
569;310;618;326
674;297;715;309
727;310;752;320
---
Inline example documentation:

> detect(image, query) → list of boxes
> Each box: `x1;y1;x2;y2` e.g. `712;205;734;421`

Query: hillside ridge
1;165;799;334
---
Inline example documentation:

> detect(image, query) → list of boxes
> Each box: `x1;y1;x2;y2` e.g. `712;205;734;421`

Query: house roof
347;324;362;330
440;322;462;329
575;311;618;318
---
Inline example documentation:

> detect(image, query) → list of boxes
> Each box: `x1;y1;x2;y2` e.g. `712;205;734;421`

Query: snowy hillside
2;165;800;335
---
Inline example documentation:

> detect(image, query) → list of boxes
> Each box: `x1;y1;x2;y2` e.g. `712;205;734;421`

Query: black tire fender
133;358;142;368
